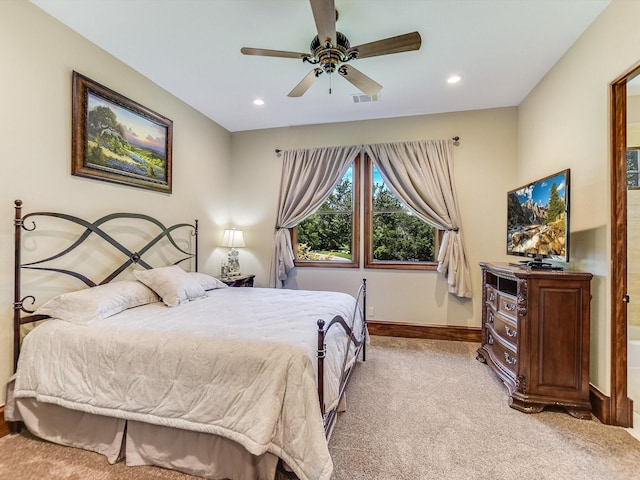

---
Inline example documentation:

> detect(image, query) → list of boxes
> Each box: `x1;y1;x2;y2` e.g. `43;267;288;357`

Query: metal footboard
317;278;367;437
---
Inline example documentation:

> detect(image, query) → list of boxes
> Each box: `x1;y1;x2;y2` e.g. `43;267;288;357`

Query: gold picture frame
72;71;173;193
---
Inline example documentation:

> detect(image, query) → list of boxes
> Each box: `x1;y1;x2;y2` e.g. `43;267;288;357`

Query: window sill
364;261;438;270
294;260;359;268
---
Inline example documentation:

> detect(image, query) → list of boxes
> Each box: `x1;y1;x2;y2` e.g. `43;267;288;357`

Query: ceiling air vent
352;93;380;103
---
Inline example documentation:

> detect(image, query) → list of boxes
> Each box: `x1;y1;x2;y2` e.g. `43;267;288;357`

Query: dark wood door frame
609;68;637;427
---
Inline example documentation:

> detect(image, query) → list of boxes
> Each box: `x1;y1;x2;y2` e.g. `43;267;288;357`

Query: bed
5;200;367;480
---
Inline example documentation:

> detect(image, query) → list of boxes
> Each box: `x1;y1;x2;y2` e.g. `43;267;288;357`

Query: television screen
506;169;570;267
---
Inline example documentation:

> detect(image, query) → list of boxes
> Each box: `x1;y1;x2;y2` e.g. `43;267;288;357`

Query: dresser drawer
485;285;498;310
487;324;518;377
493;312;518;349
497;292;517;320
485;305;497;327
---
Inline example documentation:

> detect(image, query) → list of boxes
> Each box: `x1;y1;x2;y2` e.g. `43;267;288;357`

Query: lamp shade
220;229;245;248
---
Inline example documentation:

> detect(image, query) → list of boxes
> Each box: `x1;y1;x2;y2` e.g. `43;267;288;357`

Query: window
628;149;640;189
293;156;360;268
293;154;440;270
364;157;440;270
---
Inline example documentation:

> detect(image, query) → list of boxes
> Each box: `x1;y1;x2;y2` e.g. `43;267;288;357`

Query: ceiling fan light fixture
240;1;422;98
310;32;351;74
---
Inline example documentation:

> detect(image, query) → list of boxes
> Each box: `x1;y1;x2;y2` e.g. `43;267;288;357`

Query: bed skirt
5;378;279;480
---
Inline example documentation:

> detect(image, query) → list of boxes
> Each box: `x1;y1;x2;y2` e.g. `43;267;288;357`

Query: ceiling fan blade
310;0;336;46
241;47;309;60
350;32;422;59
288;69;323;97
338;64;382;97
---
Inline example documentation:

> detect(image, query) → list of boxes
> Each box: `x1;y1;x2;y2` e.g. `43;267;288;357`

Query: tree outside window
364;159;439;270
293;158;360;268
293;154;439;270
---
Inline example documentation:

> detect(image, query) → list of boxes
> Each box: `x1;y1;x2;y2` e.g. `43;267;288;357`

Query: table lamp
220;228;245;276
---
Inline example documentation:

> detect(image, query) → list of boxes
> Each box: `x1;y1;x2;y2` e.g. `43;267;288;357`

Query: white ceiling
30;0;610;132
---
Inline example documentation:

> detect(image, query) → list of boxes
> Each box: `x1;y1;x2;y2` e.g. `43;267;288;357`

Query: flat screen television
506;169;570;269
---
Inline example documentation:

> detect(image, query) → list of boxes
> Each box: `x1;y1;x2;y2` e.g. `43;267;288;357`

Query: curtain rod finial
452;136;460;146
275;149;282;157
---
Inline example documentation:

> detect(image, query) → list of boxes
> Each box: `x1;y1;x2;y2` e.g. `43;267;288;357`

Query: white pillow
34;280;160;325
189;272;228;291
134;266;206;307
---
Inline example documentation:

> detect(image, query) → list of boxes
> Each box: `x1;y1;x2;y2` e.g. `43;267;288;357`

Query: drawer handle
488;312;494;323
505;326;517;338
503;301;515;312
504;352;517;365
488;333;494;345
489;292;496;302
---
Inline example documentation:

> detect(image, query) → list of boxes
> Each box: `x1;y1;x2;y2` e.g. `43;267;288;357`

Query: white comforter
13;287;364;480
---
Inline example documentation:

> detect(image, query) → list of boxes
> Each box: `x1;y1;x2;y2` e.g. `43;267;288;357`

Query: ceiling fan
240;0;422;98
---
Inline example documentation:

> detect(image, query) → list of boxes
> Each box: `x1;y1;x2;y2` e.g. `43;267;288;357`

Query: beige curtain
365;140;472;298
269;145;361;288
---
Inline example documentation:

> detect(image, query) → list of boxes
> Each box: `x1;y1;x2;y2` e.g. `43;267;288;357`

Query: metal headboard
13;199;198;371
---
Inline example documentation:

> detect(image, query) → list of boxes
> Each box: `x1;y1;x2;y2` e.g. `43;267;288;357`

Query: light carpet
2;336;640;479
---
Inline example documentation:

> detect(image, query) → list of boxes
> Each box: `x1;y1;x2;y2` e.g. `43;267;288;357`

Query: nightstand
218;274;255;287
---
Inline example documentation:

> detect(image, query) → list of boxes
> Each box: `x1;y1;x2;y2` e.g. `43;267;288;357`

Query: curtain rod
275;136;461;156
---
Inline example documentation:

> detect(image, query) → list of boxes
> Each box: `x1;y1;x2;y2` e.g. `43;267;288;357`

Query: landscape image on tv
506;169;569;262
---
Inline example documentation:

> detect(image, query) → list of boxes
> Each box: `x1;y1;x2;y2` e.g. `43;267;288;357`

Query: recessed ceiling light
253;99;265;106
447;75;462;84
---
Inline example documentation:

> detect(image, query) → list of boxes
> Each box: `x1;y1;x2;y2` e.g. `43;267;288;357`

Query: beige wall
517;0;640;393
0;1;232;399
630;190;640;328
230;108;518;327
628;96;640;125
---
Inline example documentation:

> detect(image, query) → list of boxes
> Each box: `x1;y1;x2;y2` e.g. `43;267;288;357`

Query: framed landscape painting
72;71;173;193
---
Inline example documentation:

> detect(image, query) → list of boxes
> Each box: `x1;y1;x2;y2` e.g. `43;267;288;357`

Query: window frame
364;155;440;270
292;155;361;268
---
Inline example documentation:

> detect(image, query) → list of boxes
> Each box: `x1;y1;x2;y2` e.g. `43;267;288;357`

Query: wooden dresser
476;262;593;419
